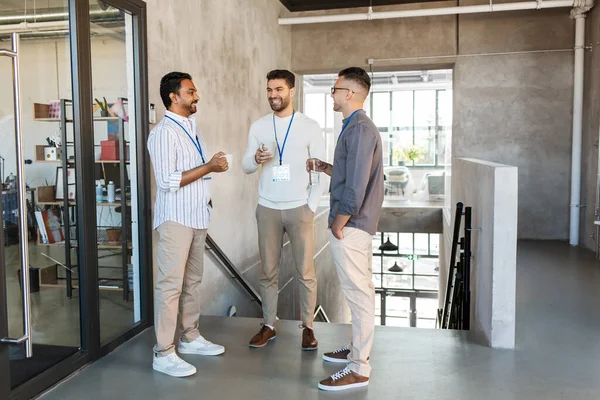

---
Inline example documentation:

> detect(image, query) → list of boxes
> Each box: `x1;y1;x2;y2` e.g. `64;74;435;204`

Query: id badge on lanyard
272;111;294;183
272;164;291;182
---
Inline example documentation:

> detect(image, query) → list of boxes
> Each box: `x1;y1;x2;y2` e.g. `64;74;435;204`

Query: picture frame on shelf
55;166;76;200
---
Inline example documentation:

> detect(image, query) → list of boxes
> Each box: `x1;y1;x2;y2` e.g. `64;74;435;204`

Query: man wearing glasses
242;69;327;351
307;67;384;392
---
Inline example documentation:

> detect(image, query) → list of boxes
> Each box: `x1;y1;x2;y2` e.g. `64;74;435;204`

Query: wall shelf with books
32;98;133;301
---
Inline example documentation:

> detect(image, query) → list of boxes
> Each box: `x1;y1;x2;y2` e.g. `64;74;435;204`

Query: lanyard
337;109;361;143
165;115;206;164
273;111;295;166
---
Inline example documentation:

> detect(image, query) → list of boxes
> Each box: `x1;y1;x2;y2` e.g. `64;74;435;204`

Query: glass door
0;0;150;398
0;1;82;392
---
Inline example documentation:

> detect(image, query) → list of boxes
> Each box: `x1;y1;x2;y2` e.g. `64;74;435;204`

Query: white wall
441;157;518;349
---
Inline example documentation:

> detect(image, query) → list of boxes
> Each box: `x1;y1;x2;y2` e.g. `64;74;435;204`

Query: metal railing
439;202;472;330
205;235;262;306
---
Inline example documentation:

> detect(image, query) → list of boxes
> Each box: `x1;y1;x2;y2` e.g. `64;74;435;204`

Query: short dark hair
266;69;295;89
338;67;371;94
160;71;192;108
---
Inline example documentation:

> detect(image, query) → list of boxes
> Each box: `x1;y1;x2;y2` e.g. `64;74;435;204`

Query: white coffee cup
220;154;233;169
261;141;276;158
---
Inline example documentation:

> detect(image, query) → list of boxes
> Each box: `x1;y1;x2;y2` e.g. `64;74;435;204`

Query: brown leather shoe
323;345;370;363
322;344;350;363
318;367;369;391
249;324;276;348
301;325;318;351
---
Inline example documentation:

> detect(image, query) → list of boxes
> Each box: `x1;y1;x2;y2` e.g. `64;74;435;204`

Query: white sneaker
178;335;225;356
152;353;196;377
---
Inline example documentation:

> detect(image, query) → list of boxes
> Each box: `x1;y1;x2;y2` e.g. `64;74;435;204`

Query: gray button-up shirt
329;109;384;235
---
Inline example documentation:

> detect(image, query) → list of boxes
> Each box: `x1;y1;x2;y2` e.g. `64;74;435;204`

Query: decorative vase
106;228;122;242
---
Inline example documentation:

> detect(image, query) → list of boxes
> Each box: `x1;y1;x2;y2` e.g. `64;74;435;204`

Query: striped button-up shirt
148;110;211;230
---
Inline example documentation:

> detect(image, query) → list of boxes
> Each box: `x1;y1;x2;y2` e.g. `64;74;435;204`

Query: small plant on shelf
95;97;110;117
393;145;425;165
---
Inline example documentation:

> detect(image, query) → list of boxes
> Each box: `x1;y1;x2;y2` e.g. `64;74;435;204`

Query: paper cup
220;154;233;170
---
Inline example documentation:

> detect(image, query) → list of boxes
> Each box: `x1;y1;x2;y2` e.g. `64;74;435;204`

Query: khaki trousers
154;221;207;355
330;227;375;377
256;204;317;325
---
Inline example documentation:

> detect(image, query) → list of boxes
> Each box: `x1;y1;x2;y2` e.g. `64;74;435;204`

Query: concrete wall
581;6;600;251
145;0;346;323
442;158;518;349
291;3;575;240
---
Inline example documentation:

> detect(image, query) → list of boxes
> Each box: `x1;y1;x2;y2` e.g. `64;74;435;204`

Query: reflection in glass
87;3;140;345
1;0;80;389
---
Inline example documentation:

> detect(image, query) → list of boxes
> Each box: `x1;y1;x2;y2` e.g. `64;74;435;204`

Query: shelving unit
33;99;132;301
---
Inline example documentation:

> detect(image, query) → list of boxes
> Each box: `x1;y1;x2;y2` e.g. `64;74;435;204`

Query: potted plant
95;97;110;117
106;227;122;242
400;145;425;164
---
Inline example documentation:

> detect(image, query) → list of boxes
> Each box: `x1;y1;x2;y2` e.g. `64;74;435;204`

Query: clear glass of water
309;159;320;186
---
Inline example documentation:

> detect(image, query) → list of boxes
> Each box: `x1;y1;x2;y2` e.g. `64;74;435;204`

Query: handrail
439;202;472;330
205;235;262;306
441;202;463;328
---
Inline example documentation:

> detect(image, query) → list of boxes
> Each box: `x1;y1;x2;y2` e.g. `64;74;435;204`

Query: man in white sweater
243;69;327;350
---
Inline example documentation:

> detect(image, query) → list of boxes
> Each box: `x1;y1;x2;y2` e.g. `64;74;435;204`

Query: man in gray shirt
307;67;383;392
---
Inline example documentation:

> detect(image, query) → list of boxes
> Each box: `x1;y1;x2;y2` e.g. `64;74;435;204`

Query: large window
303;70;452;168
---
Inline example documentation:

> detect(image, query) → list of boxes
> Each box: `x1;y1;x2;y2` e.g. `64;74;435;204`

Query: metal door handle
0;33;32;358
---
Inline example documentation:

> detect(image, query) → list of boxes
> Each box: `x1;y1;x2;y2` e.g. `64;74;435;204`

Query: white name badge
272;164;291;182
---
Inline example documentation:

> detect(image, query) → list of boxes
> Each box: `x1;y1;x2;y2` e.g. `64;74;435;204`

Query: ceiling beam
281;0;442;12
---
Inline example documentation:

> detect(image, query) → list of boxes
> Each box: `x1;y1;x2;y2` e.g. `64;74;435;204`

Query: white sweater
242;111;328;211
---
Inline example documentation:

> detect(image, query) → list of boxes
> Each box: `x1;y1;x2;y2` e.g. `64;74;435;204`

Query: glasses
330;87;353;94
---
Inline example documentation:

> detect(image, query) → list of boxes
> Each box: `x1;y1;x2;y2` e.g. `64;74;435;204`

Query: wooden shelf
33;117;119;122
33;118;71;122
39;241;132;250
37;201;131;207
33;103;119;121
37;201;76;206
96;160;130;164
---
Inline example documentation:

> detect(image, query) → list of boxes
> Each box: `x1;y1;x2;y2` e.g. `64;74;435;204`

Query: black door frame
0;1;151;399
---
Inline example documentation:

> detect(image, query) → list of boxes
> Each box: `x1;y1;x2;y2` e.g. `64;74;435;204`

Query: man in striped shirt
148;72;229;378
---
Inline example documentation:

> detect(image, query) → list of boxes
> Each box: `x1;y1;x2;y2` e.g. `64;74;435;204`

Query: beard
269;96;290;112
186;100;198;115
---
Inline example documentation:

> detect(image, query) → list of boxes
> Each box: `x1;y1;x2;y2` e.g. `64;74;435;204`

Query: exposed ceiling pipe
0;5;121;25
0;5;123;40
279;0;575;25
569;3;592;246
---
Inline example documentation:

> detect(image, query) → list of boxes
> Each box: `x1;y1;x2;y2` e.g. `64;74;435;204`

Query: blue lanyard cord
337;109;361;143
165;115;206;164
273;111;296;166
